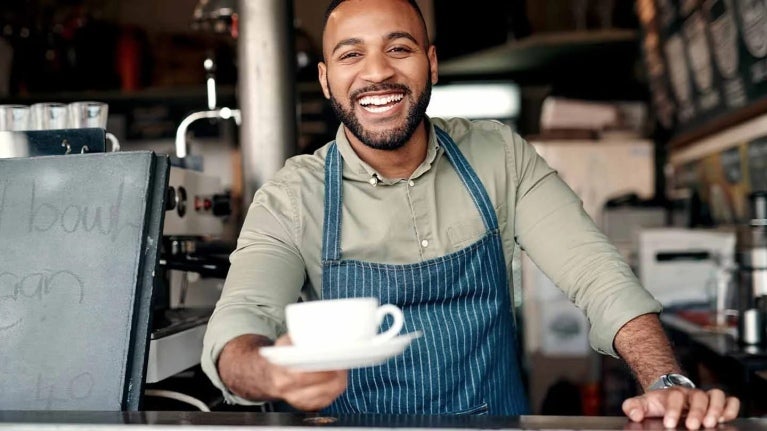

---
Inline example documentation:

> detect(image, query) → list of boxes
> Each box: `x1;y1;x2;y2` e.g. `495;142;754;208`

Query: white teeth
363;104;394;113
358;94;404;106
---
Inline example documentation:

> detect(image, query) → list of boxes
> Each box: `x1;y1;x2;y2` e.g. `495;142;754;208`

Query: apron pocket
451;402;489;415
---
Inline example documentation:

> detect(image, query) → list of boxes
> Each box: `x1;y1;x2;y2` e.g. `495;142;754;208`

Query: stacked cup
68;101;109;129
0;101;119;151
0;101;109;131
29;102;69;130
0;105;31;131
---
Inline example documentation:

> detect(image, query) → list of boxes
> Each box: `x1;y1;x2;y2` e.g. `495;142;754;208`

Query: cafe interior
2;0;767;428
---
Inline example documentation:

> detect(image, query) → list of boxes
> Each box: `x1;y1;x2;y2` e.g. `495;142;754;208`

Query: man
202;0;740;427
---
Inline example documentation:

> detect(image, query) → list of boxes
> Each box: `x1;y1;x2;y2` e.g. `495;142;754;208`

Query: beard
328;76;432;151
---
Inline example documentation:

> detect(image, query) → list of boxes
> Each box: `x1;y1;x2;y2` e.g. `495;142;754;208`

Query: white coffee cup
285;297;404;347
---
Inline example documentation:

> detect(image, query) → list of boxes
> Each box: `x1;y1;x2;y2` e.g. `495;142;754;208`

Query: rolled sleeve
512;140;662;357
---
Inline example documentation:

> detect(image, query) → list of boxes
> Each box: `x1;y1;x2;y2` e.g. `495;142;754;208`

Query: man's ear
428;45;438;85
318;62;331;99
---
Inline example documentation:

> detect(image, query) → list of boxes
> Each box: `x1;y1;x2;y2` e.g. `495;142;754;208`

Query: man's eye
339;52;361;60
388;46;414;57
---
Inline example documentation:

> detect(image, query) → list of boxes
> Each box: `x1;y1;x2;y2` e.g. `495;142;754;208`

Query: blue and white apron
321;126;528;415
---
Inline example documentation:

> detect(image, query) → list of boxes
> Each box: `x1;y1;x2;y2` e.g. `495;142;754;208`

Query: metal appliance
638;227;736;310
145;57;235;384
735;192;767;345
0;128;108;157
145;165;232;384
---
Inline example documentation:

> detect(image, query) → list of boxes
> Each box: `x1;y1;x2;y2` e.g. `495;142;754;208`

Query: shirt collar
333;117;441;185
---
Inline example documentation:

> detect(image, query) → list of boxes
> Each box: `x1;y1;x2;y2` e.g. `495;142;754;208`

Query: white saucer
260;331;422;372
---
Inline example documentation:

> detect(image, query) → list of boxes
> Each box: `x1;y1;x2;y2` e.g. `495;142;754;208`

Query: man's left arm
504;131;741;428
615;313;740;429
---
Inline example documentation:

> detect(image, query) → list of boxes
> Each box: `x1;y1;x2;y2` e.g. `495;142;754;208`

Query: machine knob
212;193;232;217
165;187;177;211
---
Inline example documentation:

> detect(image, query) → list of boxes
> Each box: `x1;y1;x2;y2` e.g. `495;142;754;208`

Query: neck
345;122;429;179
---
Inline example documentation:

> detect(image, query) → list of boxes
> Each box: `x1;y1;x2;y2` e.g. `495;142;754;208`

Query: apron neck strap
322;142;343;262
434;126;498;232
321;126;500;262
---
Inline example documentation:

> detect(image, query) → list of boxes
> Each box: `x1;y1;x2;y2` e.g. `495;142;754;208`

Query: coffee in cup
285;297;404;347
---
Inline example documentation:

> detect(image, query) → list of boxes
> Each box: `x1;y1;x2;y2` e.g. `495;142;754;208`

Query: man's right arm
201;180;328;407
217;334;348;411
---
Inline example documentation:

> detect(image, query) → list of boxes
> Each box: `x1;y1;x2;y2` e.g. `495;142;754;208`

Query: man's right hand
217;333;348;411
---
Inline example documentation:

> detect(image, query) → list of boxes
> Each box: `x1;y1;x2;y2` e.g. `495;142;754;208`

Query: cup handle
106;132;120;152
371;304;404;344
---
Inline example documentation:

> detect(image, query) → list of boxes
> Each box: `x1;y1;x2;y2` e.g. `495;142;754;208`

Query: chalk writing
0;270;84;303
0;317;20;331
35;372;94;409
27;180;139;242
0;269;85;333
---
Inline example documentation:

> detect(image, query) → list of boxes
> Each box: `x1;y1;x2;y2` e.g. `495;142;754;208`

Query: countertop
0;412;766;431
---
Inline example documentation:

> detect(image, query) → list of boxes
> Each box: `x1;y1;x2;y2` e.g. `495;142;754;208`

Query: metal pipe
176;108;241;159
237;0;297;206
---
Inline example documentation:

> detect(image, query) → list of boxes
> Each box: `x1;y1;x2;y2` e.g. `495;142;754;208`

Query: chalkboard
637;0;767;146
0;151;169;411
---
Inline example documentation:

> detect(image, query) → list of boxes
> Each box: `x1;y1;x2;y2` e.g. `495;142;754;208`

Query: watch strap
648;373;696;391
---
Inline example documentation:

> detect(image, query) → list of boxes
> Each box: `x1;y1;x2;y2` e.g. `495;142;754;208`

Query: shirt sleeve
201;179;306;404
506;130;662;358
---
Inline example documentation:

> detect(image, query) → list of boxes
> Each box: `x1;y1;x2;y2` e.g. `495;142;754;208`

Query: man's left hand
622;388;740;430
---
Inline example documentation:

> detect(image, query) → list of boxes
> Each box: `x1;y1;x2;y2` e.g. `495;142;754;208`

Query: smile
358;93;405;113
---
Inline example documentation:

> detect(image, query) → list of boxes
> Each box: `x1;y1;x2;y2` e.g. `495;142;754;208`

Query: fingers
257;337;348;411
269;367;348;411
274;334;293;346
623;388;741;430
682;389;710;430
701;389;726;429
661;388;688;429
685;389;740;430
281;370;348;411
622;396;650;423
722;396;741;423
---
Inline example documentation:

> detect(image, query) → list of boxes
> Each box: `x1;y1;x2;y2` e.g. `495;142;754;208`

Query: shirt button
369;177;378;186
421;239;429;248
408;180;415;187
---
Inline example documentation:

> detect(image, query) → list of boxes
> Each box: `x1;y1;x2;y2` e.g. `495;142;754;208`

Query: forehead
323;0;426;51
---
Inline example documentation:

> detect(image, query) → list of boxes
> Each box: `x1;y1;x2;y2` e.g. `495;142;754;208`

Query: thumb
623;395;650;422
274;334;293;347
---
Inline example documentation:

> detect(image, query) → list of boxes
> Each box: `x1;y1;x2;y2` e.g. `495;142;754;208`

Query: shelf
438;29;639;78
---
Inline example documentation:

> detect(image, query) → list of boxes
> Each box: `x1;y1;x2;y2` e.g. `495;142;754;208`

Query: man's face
318;0;438;151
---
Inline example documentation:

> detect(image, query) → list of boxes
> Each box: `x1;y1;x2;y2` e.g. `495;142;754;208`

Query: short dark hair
322;0;429;46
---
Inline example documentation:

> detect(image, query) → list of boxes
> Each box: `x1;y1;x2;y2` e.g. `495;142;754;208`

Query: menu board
637;0;767;144
0;152;168;411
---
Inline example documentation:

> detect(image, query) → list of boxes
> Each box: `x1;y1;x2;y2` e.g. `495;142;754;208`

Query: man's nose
359;52;395;83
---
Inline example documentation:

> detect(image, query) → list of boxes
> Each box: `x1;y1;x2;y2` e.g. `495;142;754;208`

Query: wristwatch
648;373;696;391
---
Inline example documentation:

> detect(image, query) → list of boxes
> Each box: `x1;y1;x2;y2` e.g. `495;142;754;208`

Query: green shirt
201;117;661;403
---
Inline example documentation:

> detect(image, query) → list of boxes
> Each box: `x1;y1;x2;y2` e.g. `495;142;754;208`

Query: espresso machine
144;51;238;384
145;165;233;384
736;191;767;345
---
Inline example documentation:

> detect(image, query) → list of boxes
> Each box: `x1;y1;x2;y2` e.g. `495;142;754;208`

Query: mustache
350;83;411;100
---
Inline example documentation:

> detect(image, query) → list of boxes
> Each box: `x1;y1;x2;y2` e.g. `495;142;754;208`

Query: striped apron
321;127;528;415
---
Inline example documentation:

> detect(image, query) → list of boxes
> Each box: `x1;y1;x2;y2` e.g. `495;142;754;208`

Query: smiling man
202;0;739;427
